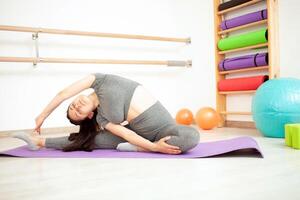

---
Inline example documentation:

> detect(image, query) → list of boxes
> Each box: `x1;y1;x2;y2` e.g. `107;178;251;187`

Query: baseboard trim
225;120;256;129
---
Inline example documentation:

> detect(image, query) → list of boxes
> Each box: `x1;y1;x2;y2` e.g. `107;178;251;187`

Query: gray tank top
91;73;140;129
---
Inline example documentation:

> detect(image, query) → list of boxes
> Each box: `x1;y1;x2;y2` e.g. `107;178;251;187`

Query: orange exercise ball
195;107;220;130
176;108;194;125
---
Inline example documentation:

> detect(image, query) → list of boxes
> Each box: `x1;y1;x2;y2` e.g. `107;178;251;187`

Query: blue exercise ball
252;78;300;138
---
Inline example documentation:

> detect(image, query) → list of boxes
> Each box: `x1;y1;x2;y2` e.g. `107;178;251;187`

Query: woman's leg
12;130;138;151
154;124;200;152
93;130;127;149
45;130;127;150
129;101;200;153
45;136;71;150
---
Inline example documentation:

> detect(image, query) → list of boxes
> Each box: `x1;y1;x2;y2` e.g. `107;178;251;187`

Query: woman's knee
166;125;200;152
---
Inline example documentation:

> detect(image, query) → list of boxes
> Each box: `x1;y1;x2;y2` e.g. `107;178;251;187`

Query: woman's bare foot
11;132;45;150
29;134;46;147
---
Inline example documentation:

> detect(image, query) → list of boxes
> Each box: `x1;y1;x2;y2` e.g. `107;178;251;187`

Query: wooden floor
0;127;300;200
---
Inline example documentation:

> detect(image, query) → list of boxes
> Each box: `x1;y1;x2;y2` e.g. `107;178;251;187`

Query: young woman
13;73;199;154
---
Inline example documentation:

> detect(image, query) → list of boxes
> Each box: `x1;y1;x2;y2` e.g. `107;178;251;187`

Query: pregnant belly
126;85;157;123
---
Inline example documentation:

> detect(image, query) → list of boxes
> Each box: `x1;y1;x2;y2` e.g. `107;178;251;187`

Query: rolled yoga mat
219;52;268;71
221;9;267;30
218;0;252;11
218;75;268;91
218;28;268;51
0;137;263;158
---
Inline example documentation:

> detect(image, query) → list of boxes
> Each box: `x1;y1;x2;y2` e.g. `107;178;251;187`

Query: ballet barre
0;25;191;43
0;25;192;67
0;56;192;67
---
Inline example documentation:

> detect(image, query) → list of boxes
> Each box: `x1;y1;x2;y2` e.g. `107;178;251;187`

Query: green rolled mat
218;28;268;51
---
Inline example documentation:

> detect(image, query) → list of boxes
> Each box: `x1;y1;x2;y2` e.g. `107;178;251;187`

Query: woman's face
68;95;94;121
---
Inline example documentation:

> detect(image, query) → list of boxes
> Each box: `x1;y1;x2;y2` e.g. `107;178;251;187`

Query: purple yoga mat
0;137;263;158
221;9;267;30
219;53;268;71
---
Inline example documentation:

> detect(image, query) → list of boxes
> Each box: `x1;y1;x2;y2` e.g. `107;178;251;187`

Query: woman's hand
34;115;45;134
153;136;181;154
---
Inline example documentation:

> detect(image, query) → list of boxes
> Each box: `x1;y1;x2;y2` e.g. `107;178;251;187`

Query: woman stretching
13;73;199;154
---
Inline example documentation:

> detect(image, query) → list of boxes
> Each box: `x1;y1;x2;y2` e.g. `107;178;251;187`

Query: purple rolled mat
0;137;263;158
221;9;267;30
219;53;268;71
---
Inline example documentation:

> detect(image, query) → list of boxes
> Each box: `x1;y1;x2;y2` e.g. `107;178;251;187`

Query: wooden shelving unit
218;90;256;95
217;0;264;15
213;0;279;127
219;66;268;75
220;111;252;115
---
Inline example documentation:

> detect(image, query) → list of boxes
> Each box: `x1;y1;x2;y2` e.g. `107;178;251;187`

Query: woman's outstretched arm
34;74;96;133
105;122;181;154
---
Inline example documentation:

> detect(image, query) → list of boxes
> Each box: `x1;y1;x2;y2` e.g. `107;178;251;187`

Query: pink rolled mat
218;75;268;92
0;137;263;158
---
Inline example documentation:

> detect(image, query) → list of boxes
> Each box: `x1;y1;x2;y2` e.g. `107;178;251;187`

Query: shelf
218;19;268;35
217;0;264;15
218;43;268;54
214;0;279;128
220;111;252;115
219;66;269;75
219;90;256;95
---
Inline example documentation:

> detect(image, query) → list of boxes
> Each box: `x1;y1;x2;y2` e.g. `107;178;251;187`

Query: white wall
0;0;215;131
0;0;299;131
278;0;300;78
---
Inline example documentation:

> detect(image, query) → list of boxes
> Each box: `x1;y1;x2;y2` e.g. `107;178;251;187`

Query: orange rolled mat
218;75;269;91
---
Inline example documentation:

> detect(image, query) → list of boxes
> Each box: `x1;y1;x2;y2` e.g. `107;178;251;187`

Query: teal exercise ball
252;78;300;138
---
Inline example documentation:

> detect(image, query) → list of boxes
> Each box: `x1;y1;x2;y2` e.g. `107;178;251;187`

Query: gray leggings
46;101;200;152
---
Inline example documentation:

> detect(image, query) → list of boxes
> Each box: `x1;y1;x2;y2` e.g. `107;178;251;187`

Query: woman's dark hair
63;108;99;152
